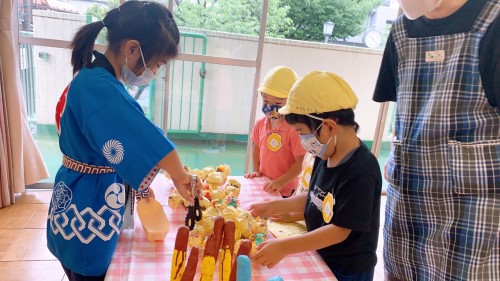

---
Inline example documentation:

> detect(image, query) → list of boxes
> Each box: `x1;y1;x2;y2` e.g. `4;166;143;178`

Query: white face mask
398;0;442;20
121;46;156;86
299;116;336;158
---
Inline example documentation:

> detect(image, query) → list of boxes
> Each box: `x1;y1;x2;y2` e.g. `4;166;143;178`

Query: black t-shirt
304;142;382;274
373;0;500;107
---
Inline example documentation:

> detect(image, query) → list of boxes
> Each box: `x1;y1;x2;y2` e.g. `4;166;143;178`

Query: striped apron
384;1;500;280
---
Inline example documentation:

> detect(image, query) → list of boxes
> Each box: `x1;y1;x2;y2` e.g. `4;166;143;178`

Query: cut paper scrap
268;220;307;239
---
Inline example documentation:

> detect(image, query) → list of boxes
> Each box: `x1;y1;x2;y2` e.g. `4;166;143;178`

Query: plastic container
137;198;170;241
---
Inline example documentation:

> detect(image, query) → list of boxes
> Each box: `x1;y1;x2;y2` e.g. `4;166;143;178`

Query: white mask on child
398;0;442;20
121;46;155;86
299;119;336;159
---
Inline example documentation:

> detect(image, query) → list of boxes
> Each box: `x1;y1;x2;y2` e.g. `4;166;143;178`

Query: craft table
105;176;336;281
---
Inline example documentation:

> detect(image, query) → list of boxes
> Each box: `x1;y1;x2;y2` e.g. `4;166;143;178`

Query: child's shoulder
73;68;125;98
256;115;268;123
77;67;122;87
345;144;382;177
69;68;132;114
357;144;379;163
252;116;269;131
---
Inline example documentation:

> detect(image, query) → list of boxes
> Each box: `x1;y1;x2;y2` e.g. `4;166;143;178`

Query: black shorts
62;264;106;281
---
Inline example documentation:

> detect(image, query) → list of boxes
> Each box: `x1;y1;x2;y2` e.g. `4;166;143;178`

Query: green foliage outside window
86;0;382;42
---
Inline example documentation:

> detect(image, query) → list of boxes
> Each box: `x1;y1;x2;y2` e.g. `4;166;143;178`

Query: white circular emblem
105;183;126;209
102;139;124;164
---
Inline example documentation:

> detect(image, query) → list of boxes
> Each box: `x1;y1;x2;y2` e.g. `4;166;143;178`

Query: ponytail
70;21;105;74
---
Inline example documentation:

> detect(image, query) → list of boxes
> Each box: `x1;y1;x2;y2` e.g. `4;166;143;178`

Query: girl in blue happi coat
47;2;199;280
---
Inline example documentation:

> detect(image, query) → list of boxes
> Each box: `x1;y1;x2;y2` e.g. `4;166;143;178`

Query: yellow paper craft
268;220;307;239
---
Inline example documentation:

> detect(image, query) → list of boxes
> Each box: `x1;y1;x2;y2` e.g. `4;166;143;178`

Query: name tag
425;50;445;62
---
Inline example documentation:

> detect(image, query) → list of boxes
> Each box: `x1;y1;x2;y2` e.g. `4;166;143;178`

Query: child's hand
172;173;201;203
263;180;283;194
244;171;262;178
253;240;288;268
249;202;274;218
270;212;295;223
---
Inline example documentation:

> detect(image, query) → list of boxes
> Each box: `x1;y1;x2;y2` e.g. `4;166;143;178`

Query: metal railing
18;31;208;135
19;31;36;118
167;32;207;133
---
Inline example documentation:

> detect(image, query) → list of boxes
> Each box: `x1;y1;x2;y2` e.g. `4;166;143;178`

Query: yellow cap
257;66;298;98
278;71;358;115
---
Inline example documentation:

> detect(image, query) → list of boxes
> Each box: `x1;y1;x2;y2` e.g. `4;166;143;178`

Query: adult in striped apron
375;0;500;280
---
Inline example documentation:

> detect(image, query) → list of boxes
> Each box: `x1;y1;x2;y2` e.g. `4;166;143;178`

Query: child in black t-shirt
250;71;382;281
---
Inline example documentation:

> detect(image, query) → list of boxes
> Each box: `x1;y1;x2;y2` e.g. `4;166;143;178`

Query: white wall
32;10;84;125
30;13;387;141
173;28;386;141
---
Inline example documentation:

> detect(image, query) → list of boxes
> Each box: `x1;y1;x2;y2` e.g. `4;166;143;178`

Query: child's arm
264;155;304;193
252;143;260;172
253;224;351;268
270;211;304;223
158;150;200;202
245;143;262;178
249;193;308;218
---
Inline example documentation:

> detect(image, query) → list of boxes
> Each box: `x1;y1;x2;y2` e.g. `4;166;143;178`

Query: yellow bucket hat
257;66;298;99
278;71;358;115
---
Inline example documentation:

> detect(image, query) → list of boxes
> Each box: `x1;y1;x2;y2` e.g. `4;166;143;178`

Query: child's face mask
299;119;336;158
262;103;283;119
121;46;156;86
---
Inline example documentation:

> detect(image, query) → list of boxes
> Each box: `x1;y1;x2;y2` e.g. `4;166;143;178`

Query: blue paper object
236;255;252;281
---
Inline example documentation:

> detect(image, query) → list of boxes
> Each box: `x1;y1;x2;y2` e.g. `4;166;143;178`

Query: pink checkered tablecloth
105;176;336;281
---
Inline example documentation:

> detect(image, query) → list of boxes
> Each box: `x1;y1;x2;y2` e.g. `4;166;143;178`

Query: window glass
18;0;400;184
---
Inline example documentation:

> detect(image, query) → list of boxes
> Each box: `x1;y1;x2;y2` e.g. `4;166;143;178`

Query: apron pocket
386;140;402;188
449;139;500;195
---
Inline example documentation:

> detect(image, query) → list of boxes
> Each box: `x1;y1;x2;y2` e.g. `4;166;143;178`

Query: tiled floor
0;190;68;281
0;190;386;281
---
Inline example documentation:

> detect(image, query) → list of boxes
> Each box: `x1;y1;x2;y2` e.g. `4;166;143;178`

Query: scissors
185;174;202;230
